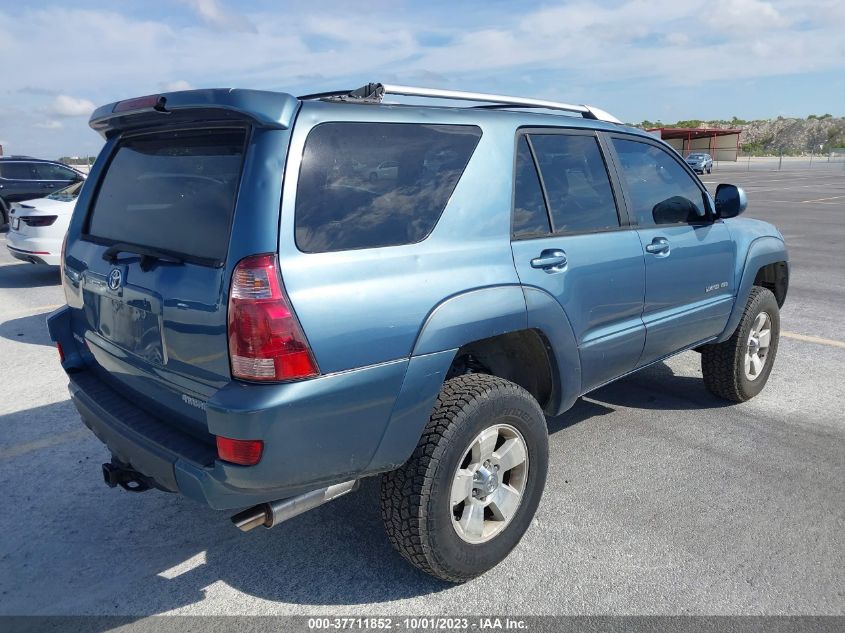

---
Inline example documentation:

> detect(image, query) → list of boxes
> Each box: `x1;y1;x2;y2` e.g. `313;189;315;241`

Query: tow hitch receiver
102;460;153;492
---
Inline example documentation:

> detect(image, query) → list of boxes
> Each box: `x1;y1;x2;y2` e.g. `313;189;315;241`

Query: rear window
294;122;482;253
47;181;83;201
86;128;247;263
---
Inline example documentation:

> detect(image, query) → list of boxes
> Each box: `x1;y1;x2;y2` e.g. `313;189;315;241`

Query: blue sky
1;0;843;158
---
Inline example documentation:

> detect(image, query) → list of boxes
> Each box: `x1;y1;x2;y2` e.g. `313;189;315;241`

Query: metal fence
711;153;845;173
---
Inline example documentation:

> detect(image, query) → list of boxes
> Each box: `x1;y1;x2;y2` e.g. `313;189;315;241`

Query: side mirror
715;184;747;219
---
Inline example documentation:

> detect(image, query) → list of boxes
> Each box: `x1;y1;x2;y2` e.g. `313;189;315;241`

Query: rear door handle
645;237;670;255
530;249;567;272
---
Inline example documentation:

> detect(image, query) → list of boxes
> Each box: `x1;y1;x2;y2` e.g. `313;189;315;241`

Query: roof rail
298;83;622;124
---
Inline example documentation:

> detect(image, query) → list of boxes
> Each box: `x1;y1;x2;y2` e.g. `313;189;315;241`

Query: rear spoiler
89;88;300;138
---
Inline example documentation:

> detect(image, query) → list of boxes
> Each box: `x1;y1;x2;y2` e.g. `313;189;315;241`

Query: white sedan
6;181;82;266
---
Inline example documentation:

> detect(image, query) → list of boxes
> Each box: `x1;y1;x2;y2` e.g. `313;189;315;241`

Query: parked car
48;85;788;583
6;180;83;265
0;157;84;227
368;159;399;181
686;152;713;174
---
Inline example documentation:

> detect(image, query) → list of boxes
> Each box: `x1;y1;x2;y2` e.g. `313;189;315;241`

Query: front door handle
530;249;567;272
645;237;670;255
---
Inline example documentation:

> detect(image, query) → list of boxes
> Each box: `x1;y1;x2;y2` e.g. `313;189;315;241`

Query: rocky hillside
635;115;845;156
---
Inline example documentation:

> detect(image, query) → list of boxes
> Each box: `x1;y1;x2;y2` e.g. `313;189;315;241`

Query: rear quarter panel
278;102;522;373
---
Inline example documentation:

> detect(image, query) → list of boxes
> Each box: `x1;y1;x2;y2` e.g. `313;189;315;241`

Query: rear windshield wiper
102;243;185;270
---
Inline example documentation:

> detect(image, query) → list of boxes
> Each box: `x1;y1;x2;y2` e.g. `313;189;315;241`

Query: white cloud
34;120;63;129
48;95;96;117
708;0;787;29
160;79;194;91
181;0;256;33
1;1;844;157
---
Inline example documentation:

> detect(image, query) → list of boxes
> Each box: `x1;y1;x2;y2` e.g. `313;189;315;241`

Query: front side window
528;134;620;233
295;122;482;253
612;138;707;226
34;163;77;181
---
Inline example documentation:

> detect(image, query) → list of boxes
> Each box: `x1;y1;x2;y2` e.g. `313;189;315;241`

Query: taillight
227;254;319;382
216;436;263;466
56;342;65;363
21;216;58;227
60;231;68;276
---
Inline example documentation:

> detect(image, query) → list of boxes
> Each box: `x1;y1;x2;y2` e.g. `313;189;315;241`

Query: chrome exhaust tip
231;505;271;532
231;480;358;532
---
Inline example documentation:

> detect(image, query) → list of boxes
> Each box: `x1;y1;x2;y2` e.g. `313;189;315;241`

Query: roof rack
298;83;622;124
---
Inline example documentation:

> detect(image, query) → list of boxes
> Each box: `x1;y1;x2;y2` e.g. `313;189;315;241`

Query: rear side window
611;138;707;226
529;134;619;233
86;128;246;263
0;162;37;180
295;122;482;253
512;136;551;238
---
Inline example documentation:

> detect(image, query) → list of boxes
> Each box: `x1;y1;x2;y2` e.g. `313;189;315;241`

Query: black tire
701;286;780;402
380;374;549;582
0;198;8;228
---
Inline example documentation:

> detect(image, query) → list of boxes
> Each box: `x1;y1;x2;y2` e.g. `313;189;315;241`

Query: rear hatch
63;90;298;437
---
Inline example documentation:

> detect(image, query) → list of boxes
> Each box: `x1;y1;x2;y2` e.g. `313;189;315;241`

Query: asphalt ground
0;166;842;619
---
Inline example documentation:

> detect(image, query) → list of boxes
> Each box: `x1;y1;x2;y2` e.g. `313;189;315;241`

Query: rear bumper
6;243;60;266
68;368;318;509
49;306;410;510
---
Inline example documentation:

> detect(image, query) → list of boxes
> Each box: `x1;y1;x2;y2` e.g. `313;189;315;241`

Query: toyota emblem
107;268;123;291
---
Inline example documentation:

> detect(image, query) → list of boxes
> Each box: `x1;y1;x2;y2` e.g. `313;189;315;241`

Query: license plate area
81;271;166;366
96;296;166;365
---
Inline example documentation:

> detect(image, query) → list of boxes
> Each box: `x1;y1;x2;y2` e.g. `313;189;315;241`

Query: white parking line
801;195;845;203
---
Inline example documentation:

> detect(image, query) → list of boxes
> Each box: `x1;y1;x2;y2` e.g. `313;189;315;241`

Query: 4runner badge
182;394;207;411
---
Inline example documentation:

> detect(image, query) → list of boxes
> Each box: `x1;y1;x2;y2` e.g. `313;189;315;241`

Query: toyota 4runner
48;83;789;582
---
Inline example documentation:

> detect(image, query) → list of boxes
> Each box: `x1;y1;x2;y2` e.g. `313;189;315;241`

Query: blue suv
48;84;789;582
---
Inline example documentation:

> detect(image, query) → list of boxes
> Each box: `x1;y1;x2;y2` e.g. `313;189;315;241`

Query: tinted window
34;163;76;180
529;134;619;233
0;162;37;180
87;128;246;262
612;138;707;226
295;123;481;253
512;136;550;238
